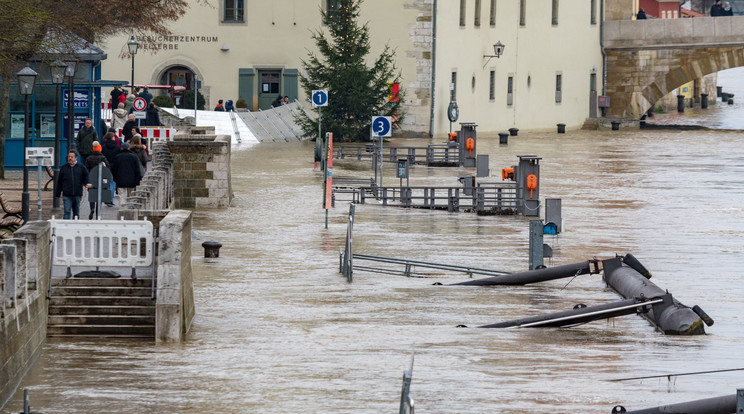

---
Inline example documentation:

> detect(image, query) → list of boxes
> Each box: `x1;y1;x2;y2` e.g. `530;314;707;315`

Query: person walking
145;102;161;126
130;134;149;176
111;142;143;206
111;102;128;132
636;8;647;19
711;0;724;16
76;118;97;165
54;150;92;220
225;99;235;112
85;141;109;219
101;132;121;205
122;114;139;142
139;86;153;104
723;2;733;15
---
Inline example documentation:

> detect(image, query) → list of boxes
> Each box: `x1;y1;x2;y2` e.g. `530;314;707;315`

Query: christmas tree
298;0;404;142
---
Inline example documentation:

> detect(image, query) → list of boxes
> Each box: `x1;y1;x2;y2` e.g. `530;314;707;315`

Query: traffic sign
133;97;147;111
371;116;392;137
312;90;328;107
134;111;147;120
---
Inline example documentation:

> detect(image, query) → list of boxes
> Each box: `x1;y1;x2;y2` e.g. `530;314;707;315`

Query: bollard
508;127;519;136
721;92;729;102
556;123;566;134
498;132;508;144
717;85;722;97
728;98;734;105
202;240;223;258
701;93;708;109
611;120;620;131
677;95;685;112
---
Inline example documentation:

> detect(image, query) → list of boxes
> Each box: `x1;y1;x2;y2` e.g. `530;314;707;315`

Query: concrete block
692;18;715;42
663;19;692;43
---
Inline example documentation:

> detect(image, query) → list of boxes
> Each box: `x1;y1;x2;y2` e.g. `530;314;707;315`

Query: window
507;75;513;105
459;0;466;27
552;0;558;25
262;72;280;94
327;0;341;23
489;0;496;26
591;0;596;24
489;71;495;100
451;72;457;101
555;74;562;103
519;0;526;26
223;0;244;22
590;73;596;92
474;0;481;27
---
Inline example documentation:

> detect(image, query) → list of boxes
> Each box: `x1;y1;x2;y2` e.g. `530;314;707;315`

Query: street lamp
64;59;78;151
50;60;67;212
16;66;38;223
482;40;506;68
127;35;139;89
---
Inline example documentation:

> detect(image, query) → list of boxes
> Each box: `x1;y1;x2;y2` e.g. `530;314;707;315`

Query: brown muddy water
4;128;744;413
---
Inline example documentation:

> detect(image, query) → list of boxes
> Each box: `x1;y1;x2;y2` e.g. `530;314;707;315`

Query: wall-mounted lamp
482;41;505;68
220;43;230;51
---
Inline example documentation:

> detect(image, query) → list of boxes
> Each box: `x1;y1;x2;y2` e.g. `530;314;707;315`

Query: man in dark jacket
76;118;98;165
101;132;122;206
138;86;153;104
145;102;161;126
111;142;143;206
54;150;92;220
122;114;139;142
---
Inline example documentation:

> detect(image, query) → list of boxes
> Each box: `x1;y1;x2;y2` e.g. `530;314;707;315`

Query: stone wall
121;141;174;211
0;222;50;409
168;129;232;209
155;210;194;342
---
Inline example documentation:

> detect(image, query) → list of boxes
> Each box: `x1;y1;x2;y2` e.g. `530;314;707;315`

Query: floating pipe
602;256;707;335
479;296;665;329
450;260;599;286
612;392;737;414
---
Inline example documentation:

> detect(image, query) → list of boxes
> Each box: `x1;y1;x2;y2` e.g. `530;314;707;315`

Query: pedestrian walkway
0;170;120;223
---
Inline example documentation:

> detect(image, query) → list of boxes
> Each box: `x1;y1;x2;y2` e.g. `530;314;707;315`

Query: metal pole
67;76;75;151
22;94;30;222
131;54;135;93
52;83;62;212
36;161;43;220
194;75;198;126
379;135;383;188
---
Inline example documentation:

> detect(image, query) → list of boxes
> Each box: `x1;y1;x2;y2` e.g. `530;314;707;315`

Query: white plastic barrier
50;219;154;270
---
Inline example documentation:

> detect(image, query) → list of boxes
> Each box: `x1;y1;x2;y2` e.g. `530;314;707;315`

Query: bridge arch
603;17;744;119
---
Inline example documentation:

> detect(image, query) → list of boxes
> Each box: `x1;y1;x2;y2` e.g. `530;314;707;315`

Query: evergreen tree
298;0;404;142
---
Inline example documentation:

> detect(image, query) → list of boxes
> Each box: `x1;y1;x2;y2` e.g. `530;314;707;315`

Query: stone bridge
603;16;744;119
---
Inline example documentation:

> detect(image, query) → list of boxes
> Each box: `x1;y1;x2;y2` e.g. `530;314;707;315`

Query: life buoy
448;132;457;141
526;174;537;198
501;167;514;181
465;138;475;157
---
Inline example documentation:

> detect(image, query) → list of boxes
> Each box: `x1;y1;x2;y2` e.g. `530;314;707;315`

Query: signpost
312;90;328;170
133;97;147;127
324;132;333;228
25;147;54;220
313;90;331;228
371;116;392;187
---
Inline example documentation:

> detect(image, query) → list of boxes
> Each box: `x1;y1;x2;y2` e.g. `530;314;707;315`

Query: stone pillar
156;210;194;342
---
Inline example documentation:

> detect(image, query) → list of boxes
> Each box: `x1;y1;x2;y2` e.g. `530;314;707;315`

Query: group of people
272;96;290;107
54;117;150;220
110;86;162;129
711;0;734;16
214;99;235;111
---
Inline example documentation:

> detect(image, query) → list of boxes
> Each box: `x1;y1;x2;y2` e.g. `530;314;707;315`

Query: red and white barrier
116;127;176;142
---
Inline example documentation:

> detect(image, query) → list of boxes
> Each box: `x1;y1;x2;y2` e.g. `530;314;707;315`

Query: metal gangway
237;100;310;142
339;204;511;282
333;142;461;167
353;181;519;214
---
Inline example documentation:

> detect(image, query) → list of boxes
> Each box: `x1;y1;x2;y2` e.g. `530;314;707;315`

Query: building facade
99;0;603;137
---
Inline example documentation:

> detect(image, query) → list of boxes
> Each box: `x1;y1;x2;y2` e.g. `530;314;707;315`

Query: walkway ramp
236;101;311;142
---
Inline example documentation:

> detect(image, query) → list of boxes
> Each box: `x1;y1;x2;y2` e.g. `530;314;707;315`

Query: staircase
48;277;156;338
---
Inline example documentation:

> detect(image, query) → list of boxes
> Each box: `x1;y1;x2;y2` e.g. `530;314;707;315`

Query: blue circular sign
312;90;328;107
372;116;391;137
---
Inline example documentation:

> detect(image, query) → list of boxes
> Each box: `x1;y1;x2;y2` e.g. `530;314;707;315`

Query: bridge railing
603;16;744;49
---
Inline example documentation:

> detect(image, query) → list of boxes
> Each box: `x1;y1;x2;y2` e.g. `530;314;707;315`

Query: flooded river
4;84;744;413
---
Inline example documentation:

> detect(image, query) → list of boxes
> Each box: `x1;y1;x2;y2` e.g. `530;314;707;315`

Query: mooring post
738;388;744;413
529;220;544;270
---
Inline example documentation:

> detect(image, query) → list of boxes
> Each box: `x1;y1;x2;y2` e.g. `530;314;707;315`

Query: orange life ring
465;138;475;156
526;174;537;198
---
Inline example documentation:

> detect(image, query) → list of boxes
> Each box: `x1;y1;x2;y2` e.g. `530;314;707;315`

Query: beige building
100;1;604;138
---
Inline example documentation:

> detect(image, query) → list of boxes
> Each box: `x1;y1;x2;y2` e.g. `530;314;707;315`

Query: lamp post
127;35;139;90
16;66;38;223
64;60;77;151
51;60;66;213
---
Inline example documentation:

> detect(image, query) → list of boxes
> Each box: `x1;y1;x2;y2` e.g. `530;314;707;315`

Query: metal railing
354;182;517;213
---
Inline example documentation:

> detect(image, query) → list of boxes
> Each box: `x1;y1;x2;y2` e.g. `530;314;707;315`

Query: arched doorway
159;66;195;90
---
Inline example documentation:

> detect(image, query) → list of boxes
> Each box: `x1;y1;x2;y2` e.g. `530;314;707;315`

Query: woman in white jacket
111;102;128;131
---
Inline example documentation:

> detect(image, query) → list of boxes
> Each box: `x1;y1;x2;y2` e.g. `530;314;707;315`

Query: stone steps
48;277;156;338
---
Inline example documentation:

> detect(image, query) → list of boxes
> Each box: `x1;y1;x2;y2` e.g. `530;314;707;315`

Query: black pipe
613;393;736;414
479;296;664;329
602;257;707;335
450;260;597;286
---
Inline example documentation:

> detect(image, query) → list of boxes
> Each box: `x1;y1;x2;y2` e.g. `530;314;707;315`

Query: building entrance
258;70;282;109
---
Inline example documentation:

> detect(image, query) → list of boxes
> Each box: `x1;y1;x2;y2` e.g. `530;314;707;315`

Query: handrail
229;111;242;143
352;253;511;278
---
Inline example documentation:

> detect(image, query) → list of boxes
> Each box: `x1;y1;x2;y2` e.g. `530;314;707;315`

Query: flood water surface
4;128;744;413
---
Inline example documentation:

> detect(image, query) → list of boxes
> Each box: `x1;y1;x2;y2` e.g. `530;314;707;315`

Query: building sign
10;114;24;138
135;35;220;51
63;89;89;109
